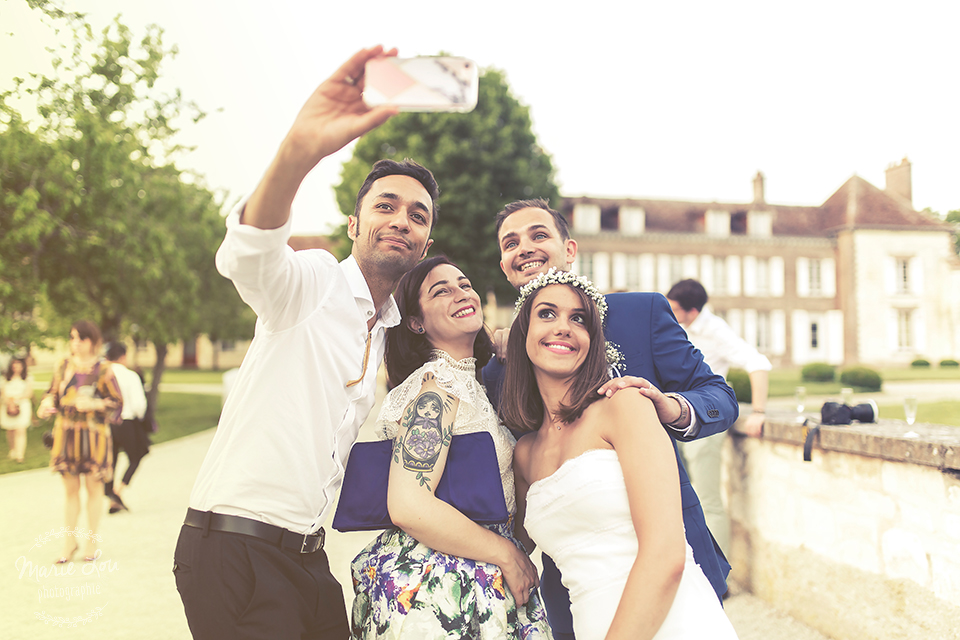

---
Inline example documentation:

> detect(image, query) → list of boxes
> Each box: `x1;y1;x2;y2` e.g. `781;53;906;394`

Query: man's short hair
106;342;127;362
353;159;440;233
495;198;571;242
667;279;708;312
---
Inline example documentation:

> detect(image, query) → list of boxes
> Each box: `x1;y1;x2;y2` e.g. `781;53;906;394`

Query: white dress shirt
684;307;772;379
189;204;399;534
111;363;147;420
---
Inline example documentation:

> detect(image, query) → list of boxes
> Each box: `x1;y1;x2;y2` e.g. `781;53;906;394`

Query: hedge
839;366;882;391
801;362;835;382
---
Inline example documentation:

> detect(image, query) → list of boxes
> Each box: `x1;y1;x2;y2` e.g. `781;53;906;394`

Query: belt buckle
300;528;324;554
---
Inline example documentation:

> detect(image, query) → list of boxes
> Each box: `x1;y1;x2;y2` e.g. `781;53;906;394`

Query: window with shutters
897;309;912;349
757;258;769;296
757;311;770;351
713;257;726;295
895;258;910;294
579;253;595;281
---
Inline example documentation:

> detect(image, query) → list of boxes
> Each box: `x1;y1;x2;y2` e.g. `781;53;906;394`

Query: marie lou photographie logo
13;527;120;628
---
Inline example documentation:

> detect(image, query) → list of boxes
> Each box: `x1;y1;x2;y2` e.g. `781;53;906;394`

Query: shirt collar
340;255;401;329
687;306;712;333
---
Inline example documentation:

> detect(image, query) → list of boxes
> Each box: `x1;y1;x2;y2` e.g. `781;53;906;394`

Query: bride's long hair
498;284;610;433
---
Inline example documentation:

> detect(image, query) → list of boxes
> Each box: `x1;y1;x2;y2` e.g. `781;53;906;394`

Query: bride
501;270;739;640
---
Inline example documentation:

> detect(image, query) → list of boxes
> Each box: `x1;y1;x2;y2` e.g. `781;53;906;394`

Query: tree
947;210;960;256
0;109;63;352
333;68;560;304
1;5;252;416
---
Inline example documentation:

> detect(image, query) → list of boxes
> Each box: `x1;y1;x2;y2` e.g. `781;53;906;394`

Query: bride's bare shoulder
595;387;654;415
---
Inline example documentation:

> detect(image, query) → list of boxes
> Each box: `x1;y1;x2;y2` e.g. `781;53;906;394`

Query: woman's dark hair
4;357;28;381
71;320;102;347
384;255;493;388
498;284;610;433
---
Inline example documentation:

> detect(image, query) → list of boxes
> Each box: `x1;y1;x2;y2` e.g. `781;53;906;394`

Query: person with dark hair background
104;341;149;514
666;278;771;557
38;320;122;563
349;255;550;639
505;271;738;639
2;356;33;463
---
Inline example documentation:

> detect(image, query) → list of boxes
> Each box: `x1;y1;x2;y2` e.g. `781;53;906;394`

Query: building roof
819;176;948;231
562;174;951;238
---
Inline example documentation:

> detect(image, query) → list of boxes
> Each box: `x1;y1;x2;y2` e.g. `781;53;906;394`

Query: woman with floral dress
38;320;122;563
349;256;551;639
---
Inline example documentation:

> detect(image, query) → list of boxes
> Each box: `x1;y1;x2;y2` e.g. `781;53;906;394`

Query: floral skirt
351;522;552;639
50;418;112;481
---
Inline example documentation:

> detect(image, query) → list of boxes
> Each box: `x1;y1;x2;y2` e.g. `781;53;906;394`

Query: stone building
564;159;960;367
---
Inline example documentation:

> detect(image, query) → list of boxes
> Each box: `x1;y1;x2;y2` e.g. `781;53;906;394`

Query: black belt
184;508;325;554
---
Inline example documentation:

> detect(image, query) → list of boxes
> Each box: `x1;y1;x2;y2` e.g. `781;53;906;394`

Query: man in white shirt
667;278;771;558
173;46;436;640
104;342;148;514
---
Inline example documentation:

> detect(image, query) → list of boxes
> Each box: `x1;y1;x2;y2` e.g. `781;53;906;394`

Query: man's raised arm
244;46;399;230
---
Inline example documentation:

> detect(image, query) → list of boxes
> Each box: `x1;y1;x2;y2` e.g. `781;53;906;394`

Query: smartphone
363;56;479;113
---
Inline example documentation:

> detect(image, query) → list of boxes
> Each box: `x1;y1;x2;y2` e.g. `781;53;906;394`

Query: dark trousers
105;419;149;494
541;553;576;640
174;524;348;640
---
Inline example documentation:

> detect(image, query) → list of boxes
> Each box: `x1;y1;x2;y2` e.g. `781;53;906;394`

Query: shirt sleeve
214;199;341;332
98;364;124;425
126;370;148;419
702;315;772;374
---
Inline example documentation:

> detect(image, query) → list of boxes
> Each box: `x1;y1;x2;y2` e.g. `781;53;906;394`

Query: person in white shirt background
104;341;149;514
173;46;439;640
667;278;771;559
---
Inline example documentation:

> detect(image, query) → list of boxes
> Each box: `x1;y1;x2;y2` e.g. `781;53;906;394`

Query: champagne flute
795;386;806;414
841;387;853;406
903;395;918;426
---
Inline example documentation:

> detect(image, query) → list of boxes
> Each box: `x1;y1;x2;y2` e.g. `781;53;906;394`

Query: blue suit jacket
483;291;737;632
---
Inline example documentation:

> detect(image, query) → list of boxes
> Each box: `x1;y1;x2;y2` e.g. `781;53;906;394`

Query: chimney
884;158;912;205
752;171;765;204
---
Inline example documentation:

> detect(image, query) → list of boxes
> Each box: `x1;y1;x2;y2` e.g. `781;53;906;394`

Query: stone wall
724;410;960;639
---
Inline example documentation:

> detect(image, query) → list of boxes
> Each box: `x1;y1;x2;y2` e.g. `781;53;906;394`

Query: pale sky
2;0;958;235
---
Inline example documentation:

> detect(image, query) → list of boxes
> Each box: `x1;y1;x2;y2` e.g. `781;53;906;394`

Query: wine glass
795;386;806;414
841;387;853;406
903;395;918;426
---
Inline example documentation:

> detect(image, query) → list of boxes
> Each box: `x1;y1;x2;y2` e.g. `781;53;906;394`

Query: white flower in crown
514;268;609;323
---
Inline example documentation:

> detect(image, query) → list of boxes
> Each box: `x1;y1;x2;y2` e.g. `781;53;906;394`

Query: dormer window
619;206;645;236
705;209;731;237
573;203;601;234
748;210;773;237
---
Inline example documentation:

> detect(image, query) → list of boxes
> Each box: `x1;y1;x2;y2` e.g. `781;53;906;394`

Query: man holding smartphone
172;46;439;640
485;199;737;640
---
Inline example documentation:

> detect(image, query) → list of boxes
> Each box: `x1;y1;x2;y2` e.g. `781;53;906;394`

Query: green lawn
0;392;221;476
879;367;960;381
765;367;960;397
31;368;231;387
875;401;960;427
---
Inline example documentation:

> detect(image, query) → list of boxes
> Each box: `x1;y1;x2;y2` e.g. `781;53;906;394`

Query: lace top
376;350;518;515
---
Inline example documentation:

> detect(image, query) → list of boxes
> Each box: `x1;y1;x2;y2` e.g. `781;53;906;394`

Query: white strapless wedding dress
524;449;738;640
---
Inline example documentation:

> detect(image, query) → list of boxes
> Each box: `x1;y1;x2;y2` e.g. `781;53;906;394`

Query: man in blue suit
483;199;738;640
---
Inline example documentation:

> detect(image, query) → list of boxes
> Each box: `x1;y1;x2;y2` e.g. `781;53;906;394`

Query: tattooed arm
386;372;539;605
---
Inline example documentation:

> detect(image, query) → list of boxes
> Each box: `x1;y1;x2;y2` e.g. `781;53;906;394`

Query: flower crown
514;268;609;323
514;268;624;373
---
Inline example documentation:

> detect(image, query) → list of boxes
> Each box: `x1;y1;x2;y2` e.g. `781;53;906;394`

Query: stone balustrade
724;409;960;639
